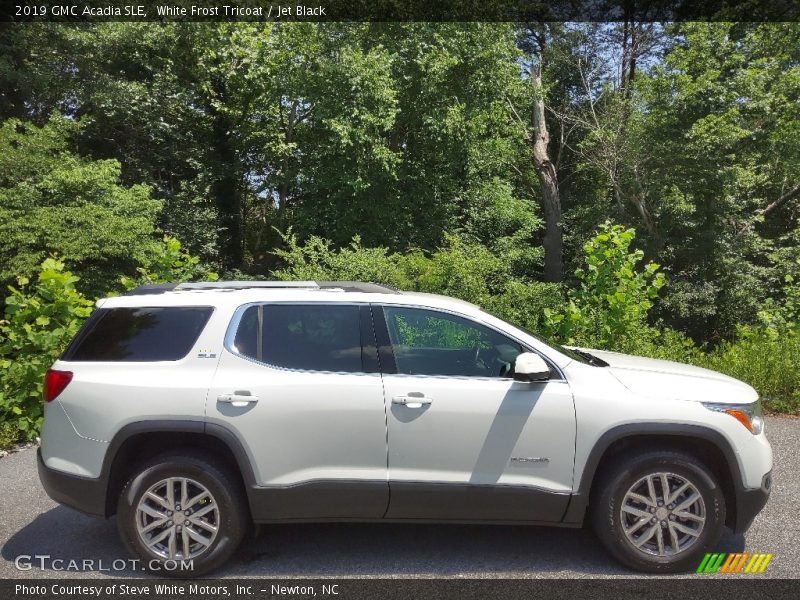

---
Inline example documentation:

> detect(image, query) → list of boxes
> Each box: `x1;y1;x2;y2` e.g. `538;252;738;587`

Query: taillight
44;369;73;402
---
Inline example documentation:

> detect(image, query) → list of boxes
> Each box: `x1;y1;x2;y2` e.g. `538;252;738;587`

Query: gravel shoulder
1;417;797;579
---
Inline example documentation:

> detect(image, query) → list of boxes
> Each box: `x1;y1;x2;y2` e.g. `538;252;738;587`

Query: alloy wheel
620;471;706;557
135;477;220;560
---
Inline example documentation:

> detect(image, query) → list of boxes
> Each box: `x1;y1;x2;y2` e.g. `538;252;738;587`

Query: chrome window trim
223;299;566;382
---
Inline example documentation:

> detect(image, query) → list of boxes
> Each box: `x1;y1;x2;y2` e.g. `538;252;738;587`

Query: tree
544;23;665;249
638;23;800;336
516;24;564;282
0;115;161;294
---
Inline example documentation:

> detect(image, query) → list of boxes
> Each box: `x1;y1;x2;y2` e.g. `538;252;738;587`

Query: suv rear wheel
591;450;726;573
117;451;249;577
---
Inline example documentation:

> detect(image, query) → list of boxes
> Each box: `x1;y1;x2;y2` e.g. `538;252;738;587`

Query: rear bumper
732;471;771;534
37;448;107;517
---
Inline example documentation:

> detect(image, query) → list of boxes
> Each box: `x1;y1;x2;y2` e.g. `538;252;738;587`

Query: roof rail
125;280;401;296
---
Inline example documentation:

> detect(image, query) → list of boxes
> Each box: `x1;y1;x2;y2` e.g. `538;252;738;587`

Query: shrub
272;231;405;286
543;222;665;352
0;421;19;450
272;230;563;332
701;327;800;414
0;115;161;296
630;326;705;364
120;235;219;291
0;258;93;440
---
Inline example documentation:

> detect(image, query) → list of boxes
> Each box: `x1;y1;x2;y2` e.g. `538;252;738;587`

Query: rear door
206;302;388;520
376;304;576;522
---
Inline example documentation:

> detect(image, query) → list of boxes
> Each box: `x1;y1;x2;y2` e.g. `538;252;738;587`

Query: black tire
117;450;249;577
590;450;726;574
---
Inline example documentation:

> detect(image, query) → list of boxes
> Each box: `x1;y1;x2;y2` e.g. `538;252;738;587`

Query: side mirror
514;352;551;382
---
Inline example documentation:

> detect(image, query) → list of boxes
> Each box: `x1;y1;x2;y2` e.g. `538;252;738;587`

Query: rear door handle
217;391;259;407
392;395;432;409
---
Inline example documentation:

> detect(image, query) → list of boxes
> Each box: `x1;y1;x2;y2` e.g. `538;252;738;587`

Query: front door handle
217;391;259;407
392;395;432;409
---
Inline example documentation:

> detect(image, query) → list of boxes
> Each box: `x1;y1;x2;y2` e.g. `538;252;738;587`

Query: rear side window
63;307;213;362
233;304;362;373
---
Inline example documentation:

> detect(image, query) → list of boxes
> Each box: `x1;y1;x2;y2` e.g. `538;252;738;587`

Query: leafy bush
701;327;800;414
0;115;161;296
0;421;20;450
272;231;405;286
629;326;705;364
272;230;563;332
0;258;93;440
543;222;665;352
756;270;800;334
120;235;219;291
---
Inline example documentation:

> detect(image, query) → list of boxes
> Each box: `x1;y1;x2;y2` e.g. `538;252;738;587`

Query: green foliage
391;311;484;350
634;23;800;337
0;258;93;440
272;230;405;286
272;230;563;333
0;421;20;450
702;327;800;414
544;222;665;351
0;115;161;295
120;236;219;291
1;22;799;416
756;270;800;333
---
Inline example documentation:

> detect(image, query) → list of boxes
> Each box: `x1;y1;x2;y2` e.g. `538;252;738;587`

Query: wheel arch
100;420;257;517
563;423;742;530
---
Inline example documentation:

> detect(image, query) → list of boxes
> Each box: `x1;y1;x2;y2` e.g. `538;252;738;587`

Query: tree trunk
531;66;563;283
210;99;243;271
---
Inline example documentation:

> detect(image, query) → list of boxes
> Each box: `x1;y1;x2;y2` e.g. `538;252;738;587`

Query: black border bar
4;578;800;600
3;0;800;23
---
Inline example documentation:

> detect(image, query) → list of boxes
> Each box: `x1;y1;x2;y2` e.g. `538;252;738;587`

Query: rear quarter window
63;306;213;362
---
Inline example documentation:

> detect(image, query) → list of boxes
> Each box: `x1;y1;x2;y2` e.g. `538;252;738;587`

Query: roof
99;281;574;368
105;280;482;317
125;280;401;296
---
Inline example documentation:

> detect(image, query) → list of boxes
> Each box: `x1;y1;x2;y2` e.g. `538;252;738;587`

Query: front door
206;302;388;520
376;304;576;522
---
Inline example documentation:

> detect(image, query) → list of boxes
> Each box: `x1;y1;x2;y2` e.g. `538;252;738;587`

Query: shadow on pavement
1;506;144;576
2;506;746;577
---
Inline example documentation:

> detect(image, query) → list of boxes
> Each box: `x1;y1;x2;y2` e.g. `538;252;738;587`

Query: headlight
703;400;764;435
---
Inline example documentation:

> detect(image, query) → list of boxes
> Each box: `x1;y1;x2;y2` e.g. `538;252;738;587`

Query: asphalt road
1;416;798;579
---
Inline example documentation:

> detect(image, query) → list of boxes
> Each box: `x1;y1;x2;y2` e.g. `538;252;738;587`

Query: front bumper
37;448;107;517
732;471;771;534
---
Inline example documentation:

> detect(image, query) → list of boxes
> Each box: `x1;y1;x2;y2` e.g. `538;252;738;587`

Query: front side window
233;304;362;373
382;306;524;377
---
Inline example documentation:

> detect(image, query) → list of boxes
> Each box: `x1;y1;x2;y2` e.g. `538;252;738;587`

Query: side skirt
247;480;571;524
386;481;570;522
248;480;389;521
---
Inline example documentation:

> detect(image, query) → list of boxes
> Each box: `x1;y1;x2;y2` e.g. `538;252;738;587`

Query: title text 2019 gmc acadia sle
37;281;772;575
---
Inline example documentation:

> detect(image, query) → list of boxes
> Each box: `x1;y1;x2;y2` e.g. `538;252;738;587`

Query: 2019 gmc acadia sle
37;281;772;576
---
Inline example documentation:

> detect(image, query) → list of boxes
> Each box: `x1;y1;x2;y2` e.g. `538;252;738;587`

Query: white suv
37;281;772;575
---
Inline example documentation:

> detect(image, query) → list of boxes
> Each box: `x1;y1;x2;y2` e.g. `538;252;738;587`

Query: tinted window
64;307;213;361
233;304;362;373
383;306;523;377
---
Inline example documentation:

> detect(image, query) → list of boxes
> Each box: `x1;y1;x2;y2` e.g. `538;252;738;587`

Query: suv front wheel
117;450;249;577
591;450;726;573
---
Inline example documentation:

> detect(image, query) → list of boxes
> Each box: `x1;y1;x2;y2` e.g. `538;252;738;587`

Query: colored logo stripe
697;553;773;574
